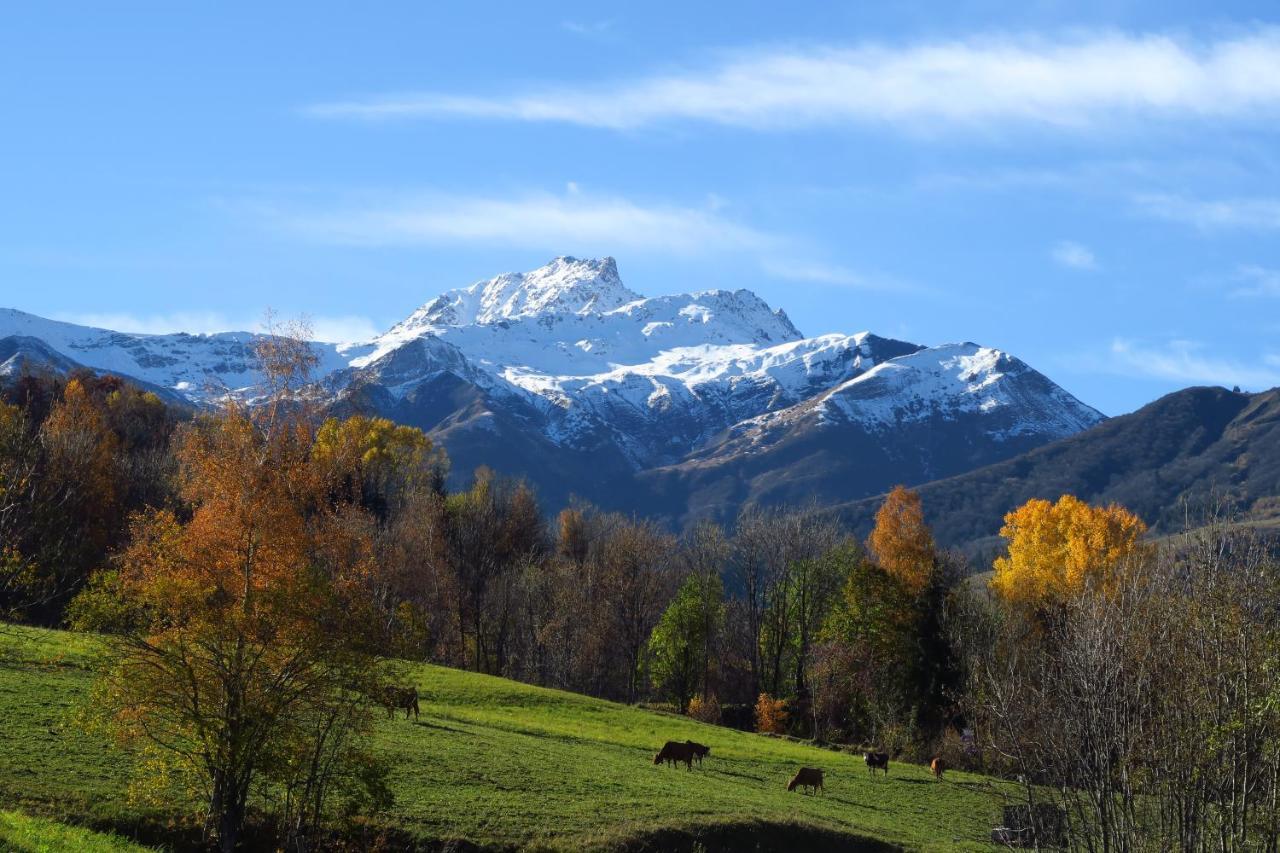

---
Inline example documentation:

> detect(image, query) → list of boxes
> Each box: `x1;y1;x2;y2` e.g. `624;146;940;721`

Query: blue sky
3;2;1280;415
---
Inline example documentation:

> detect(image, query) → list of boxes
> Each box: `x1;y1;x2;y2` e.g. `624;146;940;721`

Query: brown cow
654;740;695;770
787;767;824;794
864;751;890;777
685;741;711;765
930;757;946;780
382;686;420;720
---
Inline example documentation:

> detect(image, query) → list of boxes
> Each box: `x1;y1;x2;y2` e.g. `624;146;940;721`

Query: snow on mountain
390;256;640;331
337;256;924;464
812;343;1102;437
0;256;1102;482
0;308;349;402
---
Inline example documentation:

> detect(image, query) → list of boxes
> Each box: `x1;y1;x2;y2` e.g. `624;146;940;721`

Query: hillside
839;385;1280;556
0;624;1005;851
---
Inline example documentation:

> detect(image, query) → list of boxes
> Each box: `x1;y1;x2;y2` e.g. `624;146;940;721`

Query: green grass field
0;811;154;853
0;624;1005;851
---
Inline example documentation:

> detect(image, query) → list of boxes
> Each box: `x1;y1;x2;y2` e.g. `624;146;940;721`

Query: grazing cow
382;686;420;720
654;740;696;770
864;751;890;777
787;767;824;795
931;757;946;780
685;741;711;765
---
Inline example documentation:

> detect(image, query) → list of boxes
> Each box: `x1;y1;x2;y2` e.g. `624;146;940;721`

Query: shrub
688;694;721;724
754;693;787;734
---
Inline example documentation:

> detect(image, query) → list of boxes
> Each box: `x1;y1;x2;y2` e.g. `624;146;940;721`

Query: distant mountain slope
0;307;350;402
838;386;1280;556
640;342;1104;525
3;256;1105;518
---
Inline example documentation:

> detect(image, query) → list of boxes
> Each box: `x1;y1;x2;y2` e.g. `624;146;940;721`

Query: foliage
687;694;722;724
754;693;788;735
83;332;396;852
311;414;446;517
814;547;915;741
0;372;181;622
867;485;935;595
961;511;1280;849
648;570;724;712
989;494;1147;605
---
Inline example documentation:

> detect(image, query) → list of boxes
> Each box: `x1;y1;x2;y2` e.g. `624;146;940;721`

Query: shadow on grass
72;806;903;852
412;719;471;735
613;820;902;853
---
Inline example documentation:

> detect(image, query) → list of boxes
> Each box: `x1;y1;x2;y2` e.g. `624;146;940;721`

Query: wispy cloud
1100;338;1280;389
1232;265;1280;297
1051;240;1099;270
268;189;775;255
306;30;1280;131
760;259;915;292
561;19;612;38
55;311;382;343
1133;193;1280;230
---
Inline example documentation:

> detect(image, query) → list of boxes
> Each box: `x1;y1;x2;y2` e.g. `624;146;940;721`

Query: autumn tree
311;414;446;518
86;327;392;852
867;485;935;595
0;371;181;623
990;494;1147;605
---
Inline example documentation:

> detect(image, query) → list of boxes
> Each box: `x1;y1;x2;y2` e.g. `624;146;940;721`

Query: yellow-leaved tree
989;494;1147;605
866;485;936;596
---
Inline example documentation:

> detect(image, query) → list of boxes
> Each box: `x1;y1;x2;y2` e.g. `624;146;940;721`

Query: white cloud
304;315;385;343
306;30;1280;131
760;259;913;291
1103;338;1280;389
561;20;612;38
1051;240;1098;270
55;311;382;343
1232;265;1280;297
1134;193;1280;230
272;189;774;255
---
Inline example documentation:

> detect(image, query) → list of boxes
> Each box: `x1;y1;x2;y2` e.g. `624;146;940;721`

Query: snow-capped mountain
0;307;350;402
0;257;1105;523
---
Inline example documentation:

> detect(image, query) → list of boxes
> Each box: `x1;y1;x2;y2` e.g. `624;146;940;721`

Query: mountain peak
393;256;640;334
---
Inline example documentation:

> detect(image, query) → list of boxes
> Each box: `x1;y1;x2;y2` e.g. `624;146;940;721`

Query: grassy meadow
0;624;1007;851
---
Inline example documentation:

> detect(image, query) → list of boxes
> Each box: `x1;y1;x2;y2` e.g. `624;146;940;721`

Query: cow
864;751;890;777
685;741;711;766
930;757;946;780
381;685;420;720
787;767;824;795
654;740;696;770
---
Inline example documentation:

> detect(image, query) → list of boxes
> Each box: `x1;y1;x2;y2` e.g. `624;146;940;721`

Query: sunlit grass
0;623;1004;850
0;810;155;852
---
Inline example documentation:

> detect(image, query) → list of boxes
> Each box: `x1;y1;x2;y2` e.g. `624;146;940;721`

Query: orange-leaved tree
989;494;1147;605
867;485;936;596
87;325;394;852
